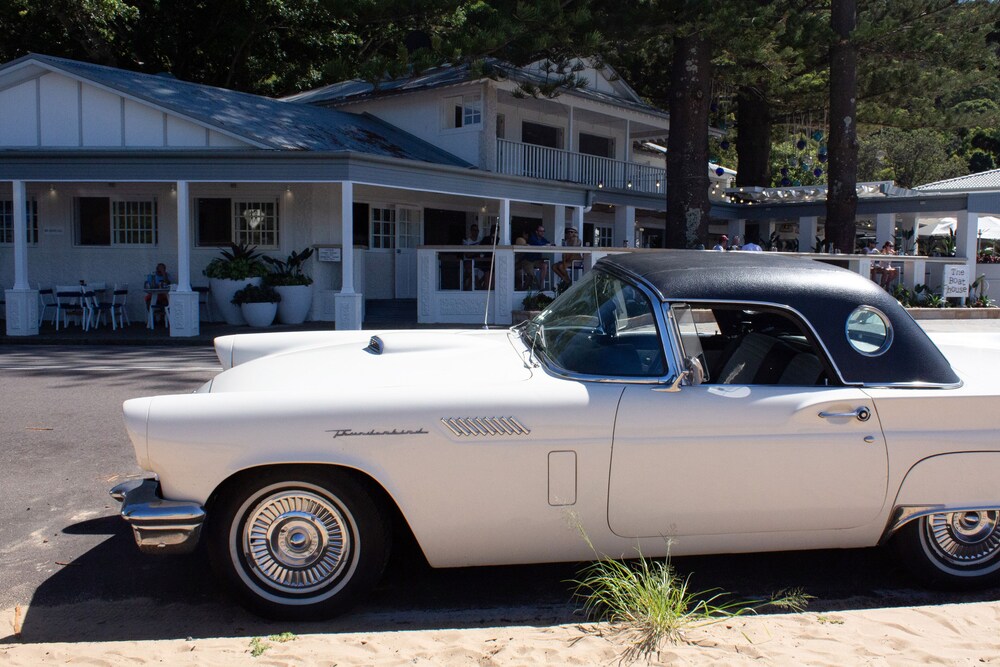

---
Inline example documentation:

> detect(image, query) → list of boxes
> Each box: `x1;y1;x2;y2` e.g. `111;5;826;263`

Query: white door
394;207;422;298
366;206;396;300
608;385;888;538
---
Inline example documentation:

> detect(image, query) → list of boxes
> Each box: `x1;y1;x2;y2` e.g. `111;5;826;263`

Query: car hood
208;329;532;393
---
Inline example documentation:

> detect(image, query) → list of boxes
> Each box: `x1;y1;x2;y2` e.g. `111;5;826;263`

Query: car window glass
845;306;893;356
671;303;830;386
535;270;666;377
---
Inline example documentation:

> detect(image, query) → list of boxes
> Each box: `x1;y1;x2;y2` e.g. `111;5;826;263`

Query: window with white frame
0;199;39;244
234;200;279;248
195;198;280;248
76;196;158;246
370;207;396;249
443;93;482;130
113;200;158;245
593;223;614;247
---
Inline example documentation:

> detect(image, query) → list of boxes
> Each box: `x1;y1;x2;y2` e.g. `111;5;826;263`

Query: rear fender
881;452;1000;542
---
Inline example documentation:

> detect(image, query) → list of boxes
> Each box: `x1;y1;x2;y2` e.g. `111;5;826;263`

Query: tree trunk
735;86;772;187
665;34;712;249
825;0;859;253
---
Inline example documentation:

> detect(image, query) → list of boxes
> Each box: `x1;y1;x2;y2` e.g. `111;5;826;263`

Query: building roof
284;58;668;119
597;250;959;386
916;169;1000;193
0;54;471;166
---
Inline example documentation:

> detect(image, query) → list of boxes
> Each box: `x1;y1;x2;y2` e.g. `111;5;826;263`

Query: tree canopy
3;0;1000;246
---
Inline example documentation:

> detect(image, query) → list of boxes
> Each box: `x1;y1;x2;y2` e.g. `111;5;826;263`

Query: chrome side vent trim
441;417;530;437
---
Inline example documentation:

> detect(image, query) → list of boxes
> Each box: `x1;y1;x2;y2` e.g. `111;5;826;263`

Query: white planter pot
240;301;278;328
210;277;262;325
274;284;313;324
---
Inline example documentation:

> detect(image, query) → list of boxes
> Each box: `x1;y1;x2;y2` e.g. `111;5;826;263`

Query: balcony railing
496;139;665;193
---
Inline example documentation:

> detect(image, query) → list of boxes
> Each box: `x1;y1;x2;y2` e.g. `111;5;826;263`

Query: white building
0;54;741;336
2;53;994;336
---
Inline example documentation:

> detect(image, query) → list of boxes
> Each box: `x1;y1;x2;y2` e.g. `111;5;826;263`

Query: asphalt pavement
2;322;1000;644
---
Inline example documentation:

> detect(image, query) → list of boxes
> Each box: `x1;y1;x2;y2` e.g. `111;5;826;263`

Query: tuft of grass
248;636;269;658
269;631;297;643
570;547;812;660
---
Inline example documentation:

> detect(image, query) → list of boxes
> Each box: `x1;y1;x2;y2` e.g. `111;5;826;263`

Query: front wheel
207;468;390;620
894;510;1000;589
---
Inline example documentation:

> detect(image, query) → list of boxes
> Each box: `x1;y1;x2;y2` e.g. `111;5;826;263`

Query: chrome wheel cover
242;489;351;594
923;511;1000;567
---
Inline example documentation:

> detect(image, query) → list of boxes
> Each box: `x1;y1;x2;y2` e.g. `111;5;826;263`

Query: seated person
476;224;499;289
144;262;171;322
553;227;583;285
520;225;552;289
462;224;482;290
877;241;899;288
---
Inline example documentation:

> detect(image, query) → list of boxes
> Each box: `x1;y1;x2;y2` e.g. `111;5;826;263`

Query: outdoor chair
54;285;86;331
109;284;130;329
37;285;58;327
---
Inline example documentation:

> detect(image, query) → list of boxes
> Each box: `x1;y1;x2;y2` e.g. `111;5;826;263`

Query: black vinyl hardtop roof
597;250;959;386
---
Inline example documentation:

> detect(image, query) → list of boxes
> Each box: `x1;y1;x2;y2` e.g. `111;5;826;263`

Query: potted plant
263;248;315;324
231;283;281;327
512;290;555;323
204;243;268;325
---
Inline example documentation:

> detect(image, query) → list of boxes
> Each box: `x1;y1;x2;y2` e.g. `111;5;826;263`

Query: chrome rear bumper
109;478;205;555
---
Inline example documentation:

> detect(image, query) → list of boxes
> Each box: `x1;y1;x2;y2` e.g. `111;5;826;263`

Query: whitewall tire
207;468;391;620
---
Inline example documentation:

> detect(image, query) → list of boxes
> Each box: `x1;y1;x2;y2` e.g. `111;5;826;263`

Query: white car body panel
610;385;888;537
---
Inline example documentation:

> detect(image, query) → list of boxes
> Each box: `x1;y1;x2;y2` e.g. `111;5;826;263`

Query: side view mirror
660;356;705;393
685;355;705;386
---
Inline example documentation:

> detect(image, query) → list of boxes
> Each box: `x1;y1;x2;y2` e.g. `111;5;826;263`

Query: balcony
496;139;664;194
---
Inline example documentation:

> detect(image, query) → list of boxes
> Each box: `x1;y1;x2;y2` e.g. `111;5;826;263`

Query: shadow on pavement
8;513;1000;645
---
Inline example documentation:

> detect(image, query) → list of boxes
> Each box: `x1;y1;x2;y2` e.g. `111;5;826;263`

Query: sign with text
317;247;342;262
943;264;970;298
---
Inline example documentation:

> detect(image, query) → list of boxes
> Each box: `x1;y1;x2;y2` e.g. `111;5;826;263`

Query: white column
567;108;575;154
728;218;747;247
341;181;354;293
5;179;39;336
176;181;192;291
614;205;635;247
545;204;566;243
572;206;584;237
335;181;363;329
797;216;818;253
957;210;980;302
12;180;28;289
499;198;511;244
875;213;894;247
623;119;631;162
168;180;199;337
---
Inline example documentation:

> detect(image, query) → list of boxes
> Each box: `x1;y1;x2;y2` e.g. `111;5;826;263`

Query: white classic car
113;250;1000;619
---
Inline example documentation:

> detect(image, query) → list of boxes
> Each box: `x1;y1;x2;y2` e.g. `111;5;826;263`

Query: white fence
496;139;664;193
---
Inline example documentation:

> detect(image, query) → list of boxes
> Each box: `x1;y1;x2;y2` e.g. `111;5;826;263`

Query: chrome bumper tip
110;478;205;555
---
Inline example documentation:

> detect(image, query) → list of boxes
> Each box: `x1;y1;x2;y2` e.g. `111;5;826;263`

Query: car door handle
818;407;871;422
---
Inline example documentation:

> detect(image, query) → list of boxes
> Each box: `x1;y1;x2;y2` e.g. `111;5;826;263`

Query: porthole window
846;306;893;356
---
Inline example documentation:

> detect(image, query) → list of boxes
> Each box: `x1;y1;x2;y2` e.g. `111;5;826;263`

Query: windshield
521;269;667;378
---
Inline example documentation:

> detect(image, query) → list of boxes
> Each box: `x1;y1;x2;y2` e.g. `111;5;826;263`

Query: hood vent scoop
365;335;384;355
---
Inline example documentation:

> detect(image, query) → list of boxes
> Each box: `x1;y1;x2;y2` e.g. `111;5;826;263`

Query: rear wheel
894;510;1000;588
207;468;390;619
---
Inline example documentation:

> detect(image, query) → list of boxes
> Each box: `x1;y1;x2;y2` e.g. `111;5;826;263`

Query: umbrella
917;215;1000;240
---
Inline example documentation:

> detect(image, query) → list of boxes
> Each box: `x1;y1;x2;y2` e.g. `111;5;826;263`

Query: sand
3;600;1000;665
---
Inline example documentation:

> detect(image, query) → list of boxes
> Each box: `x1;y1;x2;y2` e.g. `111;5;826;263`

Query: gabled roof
285;57;668;119
0;53;471;166
916;169;1000;192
